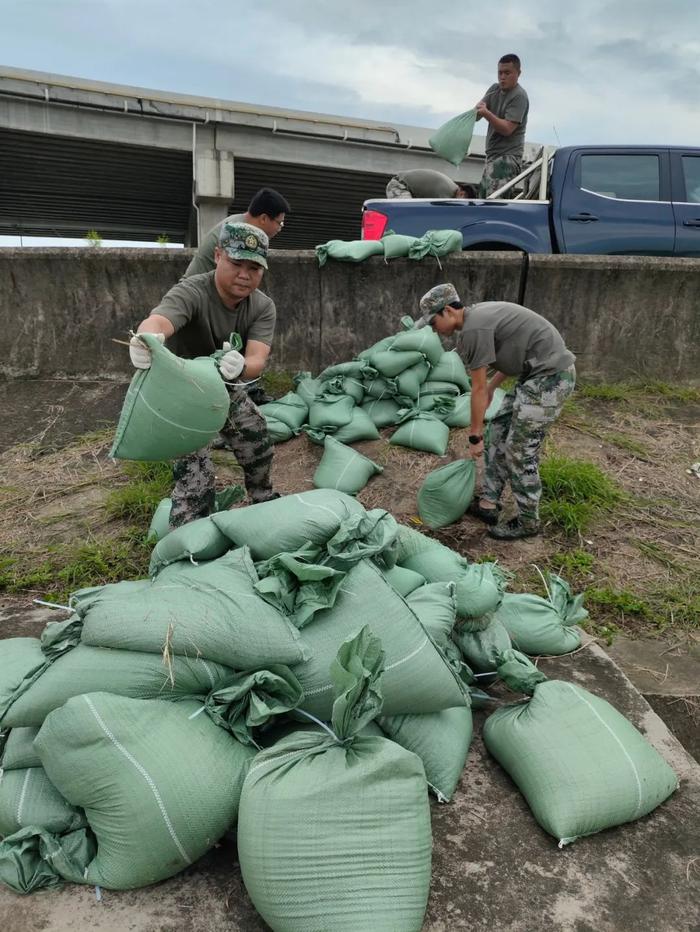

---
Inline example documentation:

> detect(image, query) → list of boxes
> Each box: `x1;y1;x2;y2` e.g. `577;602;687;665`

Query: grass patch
576;379;700;404
605;432;650;458
105;461;172;523
540;454;623;534
547;548;596;587
262;369;295;398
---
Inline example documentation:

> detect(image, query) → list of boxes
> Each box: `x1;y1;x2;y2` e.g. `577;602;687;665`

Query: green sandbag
381;565;426;597
390;413;449;455
417;395;455;418
356;334;396;360
483;679;679;846
382;232;420;258
417;459;476;528
363;374;399;400
325;510;400;569
453;616;512;672
1;727;41;770
395;360;431;399
378;706;473;802
292;560;468;719
494;649;548;694
110;334;230;462
0;767;86;838
319;361;370;381
444;392;472;427
308;394;355;431
428;108;477;166
263;415;295;443
419;379;462;397
313;436;383;495
254;551;347;631
294;372;323;406
486;387;507;419
333;406;380;444
2;645;238;728
408;229;463;260
0;826;95;894
147;485;245;542
323;374;365;404
493;574;586;655
369;349;424;378
429;352;471;391
390;327;444;366
316;239;384;267
0;639;48;725
360;397;402;428
405;582;456;646
149;515;230;575
211;489;365;560
237;627;432;932
34;693;256;889
259;392;308;430
77;549;308;670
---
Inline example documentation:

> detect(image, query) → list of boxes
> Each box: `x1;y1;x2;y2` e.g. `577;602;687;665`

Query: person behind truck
415;284;575;541
475;54;529;198
129;222;278;527
184;188;290;277
386;169;468;199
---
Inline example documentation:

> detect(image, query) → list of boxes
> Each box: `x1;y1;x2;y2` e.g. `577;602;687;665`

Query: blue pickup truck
361;145;700;257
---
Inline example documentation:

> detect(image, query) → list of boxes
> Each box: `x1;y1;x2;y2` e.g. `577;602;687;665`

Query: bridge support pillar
191;131;235;246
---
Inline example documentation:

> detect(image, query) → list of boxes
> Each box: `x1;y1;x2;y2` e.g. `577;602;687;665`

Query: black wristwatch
468;434;483;445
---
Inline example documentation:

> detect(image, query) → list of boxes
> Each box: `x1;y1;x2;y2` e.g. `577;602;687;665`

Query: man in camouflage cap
416;283;575;540
129;221;278;527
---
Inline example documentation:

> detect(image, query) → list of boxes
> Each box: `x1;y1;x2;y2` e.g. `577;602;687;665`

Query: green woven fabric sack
390;327;444;366
494;649;548;694
237;627;432;932
420;379;462;397
390;413;449;455
382;232;420;258
378;706;473;802
316;239;384;266
0;826;95;894
453;616;512;672
319;361;370;381
405;582;456;646
483;679;679;846
0;767;86;838
332;406;380;444
0;639;48;726
486;387;507;419
369;349;425;379
308;394;355;431
263;414;295;443
444;392;472;427
395;360;431;400
110;334;230;462
149;515;230;575
1;727;41;770
417;395;455;418
357;334;396;360
417;459;476;528
429;352;471;391
77;549;308;670
381;565;426;597
360;397;402;428
294;372;323;406
322;374;365;404
313;437;383;495
493;574;586;656
292;560;468;719
259;392;309;430
408;229;463;260
34;693;256;889
363;374;399;401
211;489;365;560
147;485;245;542
325;510;399;570
428;108;477;166
2;645;237;728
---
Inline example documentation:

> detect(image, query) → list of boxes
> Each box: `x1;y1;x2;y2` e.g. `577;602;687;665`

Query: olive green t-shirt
457;302;574;378
152;271;276;359
395;169;459;198
481;83;529;160
183;212;246;278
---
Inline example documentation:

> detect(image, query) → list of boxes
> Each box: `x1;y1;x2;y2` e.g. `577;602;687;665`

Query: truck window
681;156;700;203
579;154;660;201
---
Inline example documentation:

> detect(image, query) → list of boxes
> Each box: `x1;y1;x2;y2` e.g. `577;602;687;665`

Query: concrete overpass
0;66;540;249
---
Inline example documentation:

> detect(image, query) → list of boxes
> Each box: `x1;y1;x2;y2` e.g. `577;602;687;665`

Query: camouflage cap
218;222;269;269
415;283;462;328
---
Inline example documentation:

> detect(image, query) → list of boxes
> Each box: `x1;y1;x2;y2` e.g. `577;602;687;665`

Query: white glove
219;342;246;380
129;332;164;369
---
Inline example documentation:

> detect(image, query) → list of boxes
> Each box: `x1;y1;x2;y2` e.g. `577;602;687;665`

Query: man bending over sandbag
415;284;575;541
130;222;278;526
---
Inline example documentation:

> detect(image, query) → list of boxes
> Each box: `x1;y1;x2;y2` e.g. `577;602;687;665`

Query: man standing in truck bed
476;54;529;198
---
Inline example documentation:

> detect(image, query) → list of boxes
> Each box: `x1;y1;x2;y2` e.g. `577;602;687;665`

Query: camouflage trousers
478;154;522;198
170;383;274;528
385;177;413;199
482;365;576;525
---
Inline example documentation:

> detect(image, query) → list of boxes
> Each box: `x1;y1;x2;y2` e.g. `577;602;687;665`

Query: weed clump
540;455;623;534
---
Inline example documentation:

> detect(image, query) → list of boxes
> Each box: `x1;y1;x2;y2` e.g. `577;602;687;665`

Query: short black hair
248;188;291;218
499;53;521;69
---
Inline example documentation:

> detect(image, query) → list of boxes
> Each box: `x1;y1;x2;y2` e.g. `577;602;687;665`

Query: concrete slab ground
1;604;699;932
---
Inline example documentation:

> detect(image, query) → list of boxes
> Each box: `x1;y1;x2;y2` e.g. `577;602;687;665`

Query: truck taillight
362;209;388;240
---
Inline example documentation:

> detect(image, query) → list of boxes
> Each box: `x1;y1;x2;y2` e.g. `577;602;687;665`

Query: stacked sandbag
259;392;309;444
238;627;432;932
417;459;476;528
315;230;463;265
492;572;586;655
148;484;244;542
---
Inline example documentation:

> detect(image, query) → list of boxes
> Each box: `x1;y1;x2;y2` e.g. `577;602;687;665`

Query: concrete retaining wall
1;248;698;381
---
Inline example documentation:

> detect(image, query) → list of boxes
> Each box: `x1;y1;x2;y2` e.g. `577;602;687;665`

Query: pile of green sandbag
316;229;463;266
